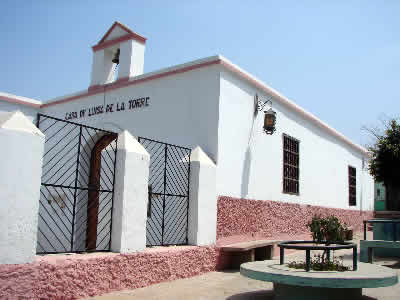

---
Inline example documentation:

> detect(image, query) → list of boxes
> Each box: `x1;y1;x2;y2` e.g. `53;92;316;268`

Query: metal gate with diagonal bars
138;137;191;246
36;114;118;254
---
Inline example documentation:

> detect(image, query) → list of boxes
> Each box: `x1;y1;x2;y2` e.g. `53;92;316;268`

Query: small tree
287;215;349;271
366;118;400;210
307;215;347;264
308;215;347;245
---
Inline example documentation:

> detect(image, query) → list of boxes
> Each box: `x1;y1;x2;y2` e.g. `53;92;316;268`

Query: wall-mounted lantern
254;94;276;135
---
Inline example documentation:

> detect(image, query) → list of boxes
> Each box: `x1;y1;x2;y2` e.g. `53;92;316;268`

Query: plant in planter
308;215;348;245
288;215;350;271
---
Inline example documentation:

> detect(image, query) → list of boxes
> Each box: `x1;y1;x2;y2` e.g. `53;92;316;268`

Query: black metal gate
36;114;117;254
138;137;191;246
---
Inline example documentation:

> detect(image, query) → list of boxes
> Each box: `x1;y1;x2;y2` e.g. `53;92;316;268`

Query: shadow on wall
241;146;252;198
241;109;257;199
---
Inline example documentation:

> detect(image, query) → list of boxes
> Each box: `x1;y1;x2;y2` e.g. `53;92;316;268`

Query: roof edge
99;21;146;44
93;22;146;52
0;92;42;108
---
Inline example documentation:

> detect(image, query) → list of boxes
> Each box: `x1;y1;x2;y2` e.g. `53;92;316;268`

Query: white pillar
0;111;44;264
118;39;145;79
89;49;115;87
111;131;150;253
188;146;217;246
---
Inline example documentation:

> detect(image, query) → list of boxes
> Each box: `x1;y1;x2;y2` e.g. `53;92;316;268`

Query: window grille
283;134;299;194
348;166;356;206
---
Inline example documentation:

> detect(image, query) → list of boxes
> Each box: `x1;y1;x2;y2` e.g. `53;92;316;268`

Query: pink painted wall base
217;196;373;244
0;246;229;299
0;196;373;299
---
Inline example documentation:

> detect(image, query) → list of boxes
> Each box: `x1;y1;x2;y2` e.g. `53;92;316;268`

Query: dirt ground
87;232;400;300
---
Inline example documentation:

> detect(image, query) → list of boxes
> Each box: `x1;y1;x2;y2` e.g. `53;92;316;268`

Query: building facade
1;22;374;254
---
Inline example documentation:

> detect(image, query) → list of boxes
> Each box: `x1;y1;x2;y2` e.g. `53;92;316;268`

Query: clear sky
1;1;399;146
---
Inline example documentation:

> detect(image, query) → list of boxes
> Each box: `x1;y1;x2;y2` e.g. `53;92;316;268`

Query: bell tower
89;22;146;89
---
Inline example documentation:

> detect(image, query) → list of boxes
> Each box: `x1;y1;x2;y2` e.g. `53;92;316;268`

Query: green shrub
307;215;347;244
287;215;350;271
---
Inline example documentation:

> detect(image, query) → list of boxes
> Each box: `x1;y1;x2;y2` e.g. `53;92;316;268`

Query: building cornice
0;93;42;108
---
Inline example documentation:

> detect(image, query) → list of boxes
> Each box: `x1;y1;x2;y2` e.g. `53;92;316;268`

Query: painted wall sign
65;96;150;120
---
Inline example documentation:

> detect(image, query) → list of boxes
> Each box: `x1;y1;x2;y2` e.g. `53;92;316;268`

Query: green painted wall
373;223;400;257
375;182;386;211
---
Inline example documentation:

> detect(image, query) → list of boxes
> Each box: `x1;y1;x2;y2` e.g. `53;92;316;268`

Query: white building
0;22;374;257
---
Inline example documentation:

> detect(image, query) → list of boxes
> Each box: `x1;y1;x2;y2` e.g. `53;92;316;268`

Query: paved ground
88;233;400;300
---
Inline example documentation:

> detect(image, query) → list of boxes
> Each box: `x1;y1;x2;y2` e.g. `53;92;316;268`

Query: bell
112;49;120;64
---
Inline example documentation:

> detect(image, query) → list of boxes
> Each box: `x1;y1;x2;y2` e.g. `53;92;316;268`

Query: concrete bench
241;260;398;300
220;240;281;269
360;240;400;263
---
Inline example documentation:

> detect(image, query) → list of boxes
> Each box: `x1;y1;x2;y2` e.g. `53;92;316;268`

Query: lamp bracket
254;94;273;113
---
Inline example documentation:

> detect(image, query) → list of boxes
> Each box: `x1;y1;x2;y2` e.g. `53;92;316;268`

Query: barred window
283;135;299;194
348;166;356;206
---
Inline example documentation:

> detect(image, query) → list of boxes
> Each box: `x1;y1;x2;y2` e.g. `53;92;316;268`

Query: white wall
217;70;374;211
42;59;374;218
362;163;375;211
42;64;220;160
0;101;39;123
0;112;44;264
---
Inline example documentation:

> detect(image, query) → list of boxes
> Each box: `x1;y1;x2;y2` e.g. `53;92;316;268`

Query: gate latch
147;185;152;217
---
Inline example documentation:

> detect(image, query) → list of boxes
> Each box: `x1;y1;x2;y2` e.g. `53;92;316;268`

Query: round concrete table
241;260;398;300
